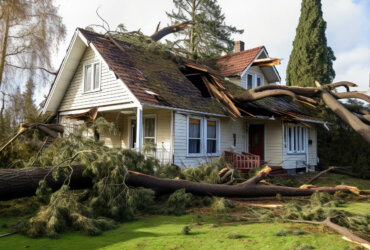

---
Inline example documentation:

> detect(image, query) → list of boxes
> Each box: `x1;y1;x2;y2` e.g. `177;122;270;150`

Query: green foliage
181;224;191;235
166;0;243;59
286;0;335;87
132;188;155;212
155;164;184;179
18;118;163;237
281;192;370;234
166;189;193;215
212;197;235;214
35;180;52;204
317;102;370;178
182;157;230;183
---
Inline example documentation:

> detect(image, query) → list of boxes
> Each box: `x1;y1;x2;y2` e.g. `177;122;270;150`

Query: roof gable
216;46;263;77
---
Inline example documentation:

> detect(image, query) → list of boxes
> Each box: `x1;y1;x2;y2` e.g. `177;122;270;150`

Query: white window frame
83;61;101;93
186;116;220;157
128;114;157;149
187;116;203;156
205;118;220;156
256;75;263;87
241;71;264;89
143;115;157;145
285;124;307;154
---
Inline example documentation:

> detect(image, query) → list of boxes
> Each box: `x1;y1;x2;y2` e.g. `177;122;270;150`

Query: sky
42;0;370;101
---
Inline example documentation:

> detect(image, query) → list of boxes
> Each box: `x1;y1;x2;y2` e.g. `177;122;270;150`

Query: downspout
305;128;309;172
170;110;174;164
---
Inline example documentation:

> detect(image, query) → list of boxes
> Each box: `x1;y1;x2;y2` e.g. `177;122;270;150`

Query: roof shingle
216;46;263;76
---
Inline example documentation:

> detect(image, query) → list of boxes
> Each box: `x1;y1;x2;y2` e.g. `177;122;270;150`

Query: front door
249;124;265;160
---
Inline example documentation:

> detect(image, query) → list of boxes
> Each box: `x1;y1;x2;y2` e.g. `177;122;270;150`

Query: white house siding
247;66;268;85
173;113;246;168
307;127;318;166
282;125;318;172
247;120;283;166
58;47;134;112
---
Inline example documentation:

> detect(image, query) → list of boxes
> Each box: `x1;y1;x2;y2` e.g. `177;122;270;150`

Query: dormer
216;42;281;89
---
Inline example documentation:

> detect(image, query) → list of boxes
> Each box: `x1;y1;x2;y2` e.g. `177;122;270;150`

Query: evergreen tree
286;0;335;87
166;0;243;59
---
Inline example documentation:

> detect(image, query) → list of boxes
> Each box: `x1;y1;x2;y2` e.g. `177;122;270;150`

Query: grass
336;202;370;215
0;173;368;249
312;173;370;190
0;213;360;250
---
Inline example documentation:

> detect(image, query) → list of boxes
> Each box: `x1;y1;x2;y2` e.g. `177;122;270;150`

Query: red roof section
216;46;264;77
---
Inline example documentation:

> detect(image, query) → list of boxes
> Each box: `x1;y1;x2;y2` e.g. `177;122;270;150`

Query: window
285;125;306;153
207;120;217;153
84;62;100;92
143;117;155;145
188;118;202;154
247;74;253;89
257;75;263;86
242;72;264;89
188;117;219;155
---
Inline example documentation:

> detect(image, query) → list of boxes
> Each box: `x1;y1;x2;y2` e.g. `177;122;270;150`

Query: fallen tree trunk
306;166;335;184
0;166;359;201
286;218;370;249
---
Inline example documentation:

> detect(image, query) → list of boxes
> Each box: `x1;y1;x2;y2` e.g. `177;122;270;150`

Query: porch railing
145;148;172;165
224;151;260;170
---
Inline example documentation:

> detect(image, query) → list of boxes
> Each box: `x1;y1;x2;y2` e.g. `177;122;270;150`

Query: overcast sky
45;0;369;100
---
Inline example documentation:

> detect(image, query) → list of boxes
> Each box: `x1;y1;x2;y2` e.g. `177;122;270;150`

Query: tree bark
235;81;370;144
315;81;370;143
0;166;359;201
150;21;195;42
285;218;370;249
306;167;335;184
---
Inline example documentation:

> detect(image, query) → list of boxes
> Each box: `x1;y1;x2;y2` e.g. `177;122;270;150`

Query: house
43;28;323;174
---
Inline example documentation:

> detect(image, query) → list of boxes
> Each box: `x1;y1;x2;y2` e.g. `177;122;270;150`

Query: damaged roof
216;46;263;77
79;29;228;115
74;29;317;121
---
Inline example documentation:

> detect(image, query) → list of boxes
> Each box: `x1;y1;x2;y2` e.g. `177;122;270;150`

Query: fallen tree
0;165;360;201
236;81;370;143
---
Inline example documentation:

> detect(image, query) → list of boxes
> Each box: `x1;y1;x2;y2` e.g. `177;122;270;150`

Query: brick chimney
234;41;244;53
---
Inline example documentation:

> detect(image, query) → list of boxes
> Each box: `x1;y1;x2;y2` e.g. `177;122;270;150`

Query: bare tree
0;0;66;89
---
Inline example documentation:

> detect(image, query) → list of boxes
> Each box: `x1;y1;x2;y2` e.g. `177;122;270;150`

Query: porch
224;151;261;172
59;105;174;164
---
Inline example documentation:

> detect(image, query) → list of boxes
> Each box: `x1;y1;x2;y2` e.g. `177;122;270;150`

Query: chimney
234;41;244;53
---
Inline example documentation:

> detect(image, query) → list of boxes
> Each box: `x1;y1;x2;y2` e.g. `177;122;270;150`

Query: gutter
142;103;228;117
293;118;327;125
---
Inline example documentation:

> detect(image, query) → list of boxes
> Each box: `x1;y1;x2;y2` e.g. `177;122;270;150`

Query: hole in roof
181;68;211;98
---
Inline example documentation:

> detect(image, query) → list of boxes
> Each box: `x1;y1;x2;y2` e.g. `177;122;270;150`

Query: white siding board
173;114;246;168
308;127;318;166
58;47;134;111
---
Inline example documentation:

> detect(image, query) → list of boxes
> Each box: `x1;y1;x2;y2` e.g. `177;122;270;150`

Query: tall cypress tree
286;0;335;87
166;0;243;59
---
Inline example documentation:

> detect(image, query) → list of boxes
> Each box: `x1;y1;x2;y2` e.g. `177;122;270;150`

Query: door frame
246;122;266;161
128;116;137;149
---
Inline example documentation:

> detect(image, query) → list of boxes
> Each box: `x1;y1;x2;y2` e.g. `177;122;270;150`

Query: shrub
166;189;193;215
181;225;191;235
212;198;235;213
132;187;155;212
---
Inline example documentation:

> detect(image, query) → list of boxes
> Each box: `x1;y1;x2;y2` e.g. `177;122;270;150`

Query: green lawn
308;173;370;190
0;214;359;250
336;202;370;215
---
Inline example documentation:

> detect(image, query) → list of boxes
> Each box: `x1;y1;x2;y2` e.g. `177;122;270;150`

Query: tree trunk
0;166;359;201
0;8;10;89
150;21;195;42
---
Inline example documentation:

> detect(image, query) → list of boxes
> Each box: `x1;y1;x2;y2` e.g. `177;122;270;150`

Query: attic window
84;62;101;92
